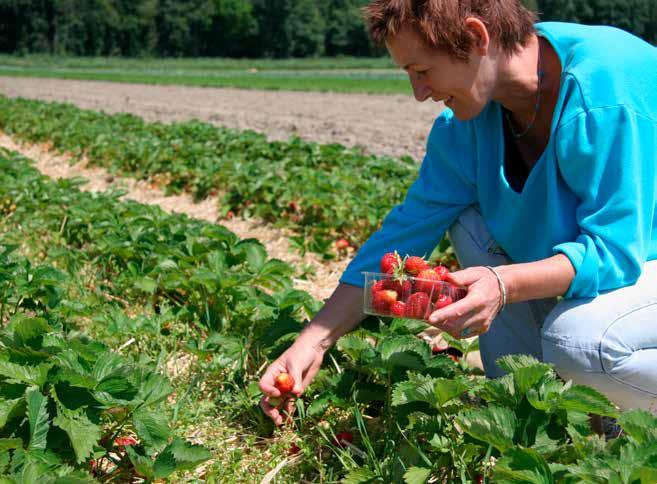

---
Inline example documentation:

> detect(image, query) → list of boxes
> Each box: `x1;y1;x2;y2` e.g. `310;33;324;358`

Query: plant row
2;149;656;482
0;149;320;481
0;95;418;259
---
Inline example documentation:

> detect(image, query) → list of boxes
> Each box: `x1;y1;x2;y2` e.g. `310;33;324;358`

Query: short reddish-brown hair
364;0;537;60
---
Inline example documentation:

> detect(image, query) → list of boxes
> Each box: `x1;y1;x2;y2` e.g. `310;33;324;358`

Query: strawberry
288;442;301;456
372;289;398;313
380;252;401;274
415;269;443;296
434;265;449;280
404;256;429;276
385;278;413;298
115;436;138;449
335;239;350;251
390;300;407;317
334;431;354;448
406;292;430;319
274;373;295;394
371;279;386;295
431;343;448;355
434;293;453;309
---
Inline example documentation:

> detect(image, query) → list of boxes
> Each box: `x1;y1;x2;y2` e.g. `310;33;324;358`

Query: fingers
259;395;296;427
260;396;284;426
258;361;284;397
287;360;305;397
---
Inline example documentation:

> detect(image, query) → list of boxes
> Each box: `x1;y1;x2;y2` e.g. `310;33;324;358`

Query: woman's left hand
428;266;503;339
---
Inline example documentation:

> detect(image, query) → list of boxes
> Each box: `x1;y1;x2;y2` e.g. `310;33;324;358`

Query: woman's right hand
258;339;326;426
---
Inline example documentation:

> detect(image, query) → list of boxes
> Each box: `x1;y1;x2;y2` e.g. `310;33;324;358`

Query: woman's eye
416;70;429;77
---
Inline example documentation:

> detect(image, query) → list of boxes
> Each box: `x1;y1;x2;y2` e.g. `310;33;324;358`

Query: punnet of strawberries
363;251;466;321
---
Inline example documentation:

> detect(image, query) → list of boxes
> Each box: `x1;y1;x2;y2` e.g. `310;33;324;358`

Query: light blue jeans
448;205;657;413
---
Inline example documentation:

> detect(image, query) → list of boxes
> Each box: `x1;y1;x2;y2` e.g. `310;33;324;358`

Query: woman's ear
464;17;490;56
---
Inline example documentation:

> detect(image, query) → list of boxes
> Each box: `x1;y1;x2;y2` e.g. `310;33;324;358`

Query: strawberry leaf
132;408;171;452
617;409;657;444
403;466;432;484
53;407;101;463
25;387;50;452
456;405;517;453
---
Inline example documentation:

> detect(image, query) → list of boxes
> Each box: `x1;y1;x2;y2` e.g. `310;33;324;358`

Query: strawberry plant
0;96;426;259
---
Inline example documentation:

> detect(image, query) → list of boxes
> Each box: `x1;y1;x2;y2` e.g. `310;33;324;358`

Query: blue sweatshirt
340;22;657;298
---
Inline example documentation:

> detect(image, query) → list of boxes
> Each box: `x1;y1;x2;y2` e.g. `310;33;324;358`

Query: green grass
0;54;411;94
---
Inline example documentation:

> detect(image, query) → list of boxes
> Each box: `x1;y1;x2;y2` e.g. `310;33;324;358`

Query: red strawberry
406;292;430;319
115;436;138;449
431;343;448;355
371;279;386;295
415;269;443;297
434;265;449;280
380;252;401;274
274;373;295;394
404;256;429;276
335;239;350;251
288;442;301;456
434;293;453;309
372;289;398;313
390;301;407;317
385;278;412;298
334;431;354;448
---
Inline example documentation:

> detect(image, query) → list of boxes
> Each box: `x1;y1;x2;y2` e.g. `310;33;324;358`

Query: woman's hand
259;339;325;426
428;266;503;339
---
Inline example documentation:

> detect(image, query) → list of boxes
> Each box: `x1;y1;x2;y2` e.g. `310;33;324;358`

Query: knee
541;301;657;386
540;303;605;379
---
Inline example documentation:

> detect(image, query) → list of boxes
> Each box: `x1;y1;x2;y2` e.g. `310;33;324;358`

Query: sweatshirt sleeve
339;113;478;288
552;106;657;298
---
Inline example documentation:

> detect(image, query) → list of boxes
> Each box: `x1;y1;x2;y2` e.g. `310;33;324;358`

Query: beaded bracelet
484;266;507;316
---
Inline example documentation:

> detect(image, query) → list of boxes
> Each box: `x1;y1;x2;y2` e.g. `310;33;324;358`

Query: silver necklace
505;42;544;139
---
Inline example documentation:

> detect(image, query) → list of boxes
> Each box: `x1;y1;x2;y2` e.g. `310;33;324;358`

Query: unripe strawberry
390;301;407;317
404;256;429;276
380;252;401;274
406;292;430;319
274;373;295;394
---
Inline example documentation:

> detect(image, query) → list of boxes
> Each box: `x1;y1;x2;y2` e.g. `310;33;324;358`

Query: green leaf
125;446;155;481
0;438;22;452
0;397;24;429
132;408;171;452
403;466;432;484
558;385;618;417
0;361;52;387
392;374;469;408
495;447;554;483
456;405;517;453
153;438;211;478
513;363;554;396
53;407;101;463
342;466;379;484
25;388;50;452
234;240;267;272
7;315;51;349
497;354;544;374
616;409;657;445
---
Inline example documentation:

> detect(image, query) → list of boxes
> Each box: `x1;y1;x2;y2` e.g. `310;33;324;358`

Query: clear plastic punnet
363;271;467;321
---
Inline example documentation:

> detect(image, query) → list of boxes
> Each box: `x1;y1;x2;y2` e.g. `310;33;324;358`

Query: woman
260;0;657;425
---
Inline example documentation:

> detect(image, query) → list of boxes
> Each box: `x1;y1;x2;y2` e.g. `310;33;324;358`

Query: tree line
1;0;655;58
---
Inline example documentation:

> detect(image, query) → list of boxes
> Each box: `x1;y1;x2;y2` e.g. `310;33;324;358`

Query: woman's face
386;24;495;120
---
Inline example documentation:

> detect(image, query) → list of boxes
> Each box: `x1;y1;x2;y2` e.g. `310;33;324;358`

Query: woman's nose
410;76;431;102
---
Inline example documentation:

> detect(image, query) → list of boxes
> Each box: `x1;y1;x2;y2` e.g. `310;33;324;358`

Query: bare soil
0;76;443;161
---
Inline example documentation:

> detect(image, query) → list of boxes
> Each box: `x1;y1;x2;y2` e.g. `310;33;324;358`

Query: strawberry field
2;99;657;483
